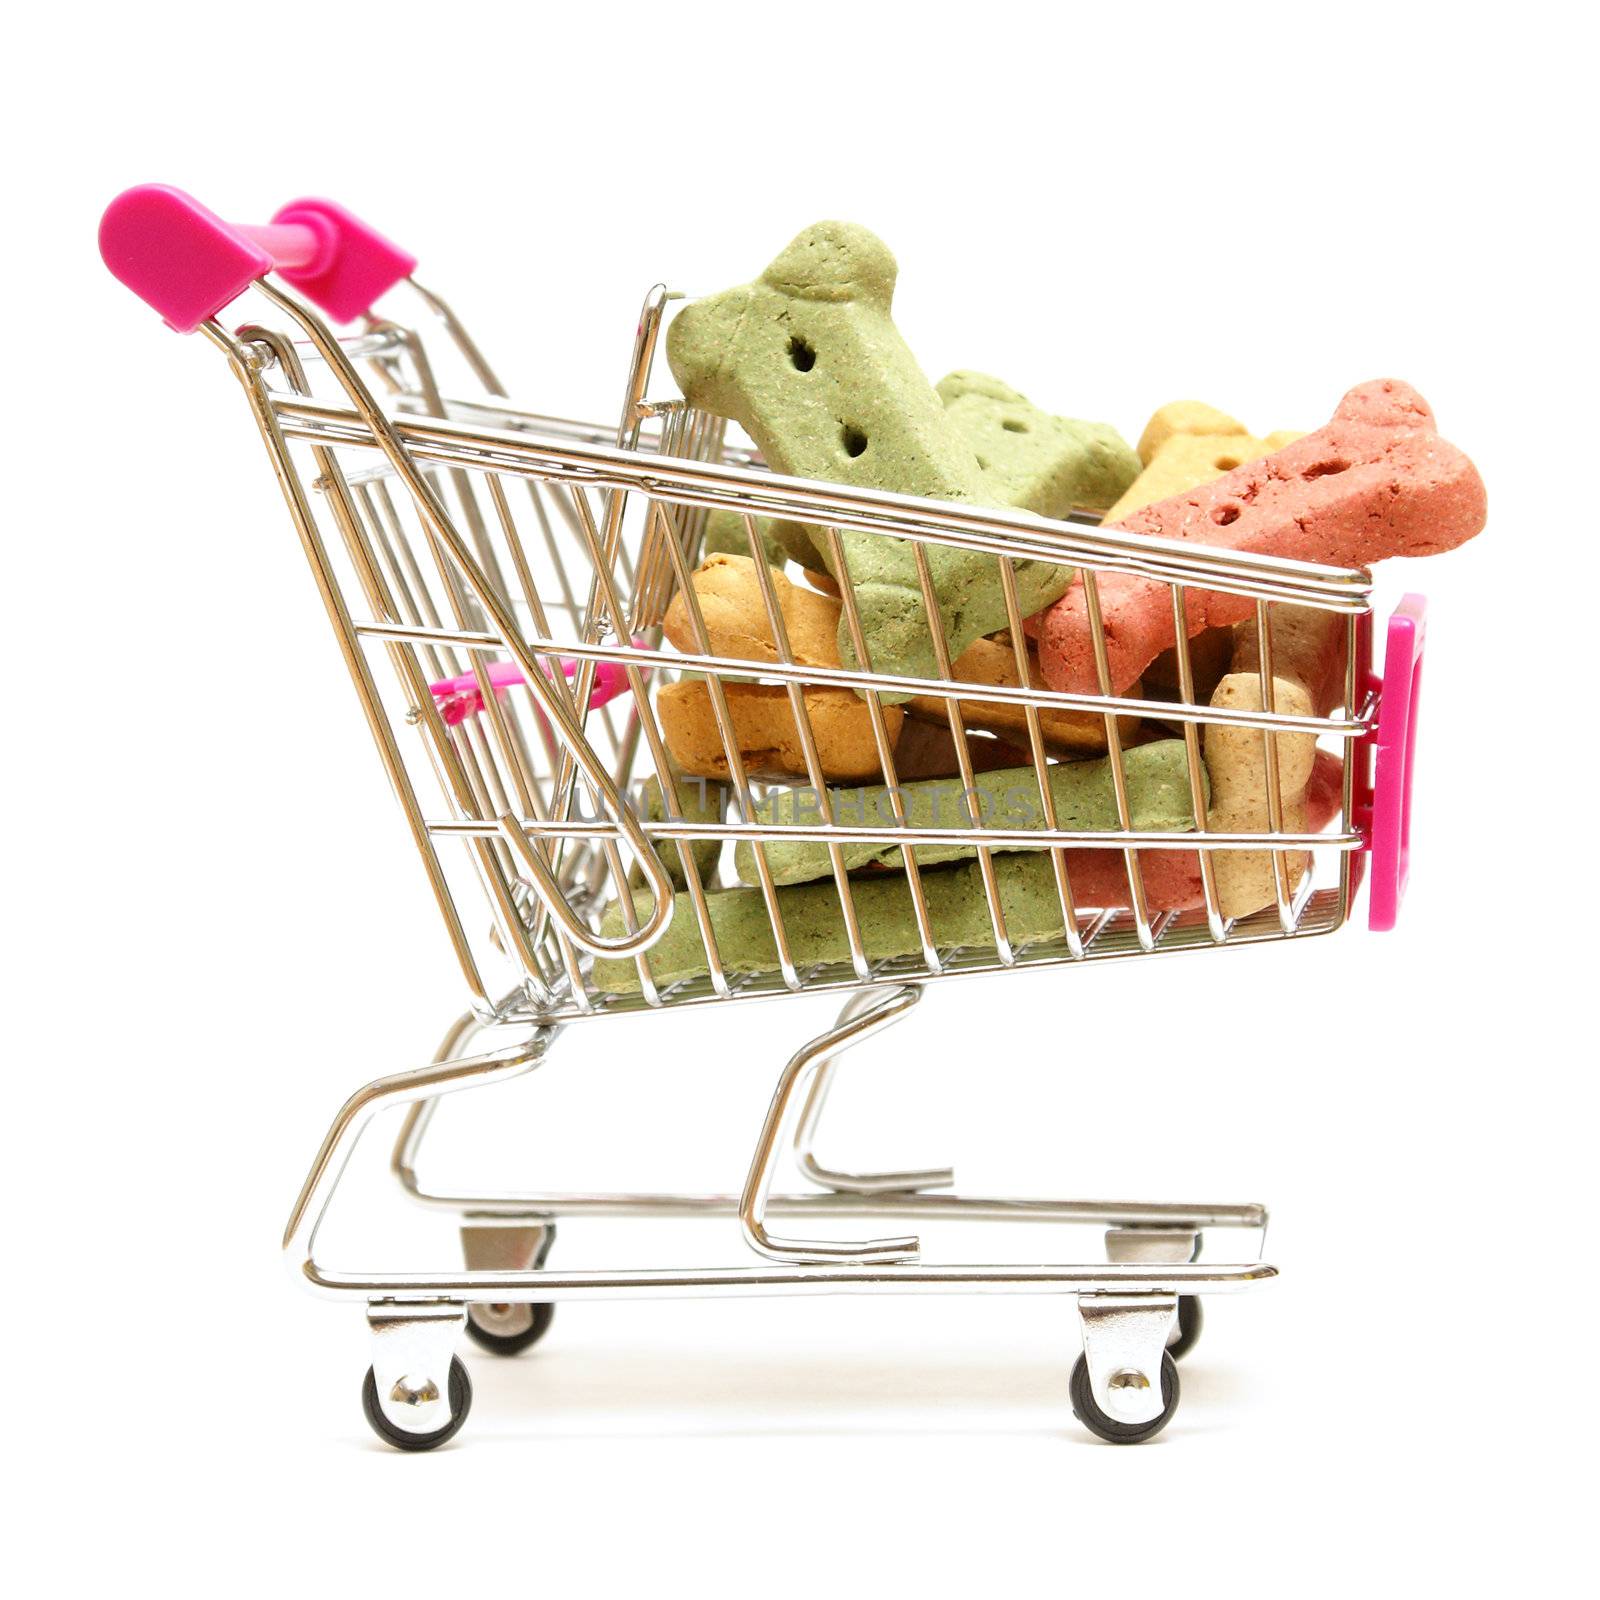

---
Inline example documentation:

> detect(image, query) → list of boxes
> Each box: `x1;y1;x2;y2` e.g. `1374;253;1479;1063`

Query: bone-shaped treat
664;552;1123;758
632;773;724;891
594;750;1341;993
1229;605;1348;719
733;740;1204;887
593;750;1348;991
590;850;1101;994
1204;672;1318;918
1105;400;1302;524
666;223;1075;695
701;370;1136;573
1059;749;1343;913
656;679;903;783
1027;380;1487;697
1118;401;1303;697
936;371;1139;516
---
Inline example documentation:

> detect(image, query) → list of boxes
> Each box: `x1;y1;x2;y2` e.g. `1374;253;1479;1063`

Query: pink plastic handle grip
1360;593;1427;932
99;184;416;333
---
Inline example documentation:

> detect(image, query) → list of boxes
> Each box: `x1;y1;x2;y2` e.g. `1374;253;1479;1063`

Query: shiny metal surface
160;271;1398;1443
1077;1295;1181;1426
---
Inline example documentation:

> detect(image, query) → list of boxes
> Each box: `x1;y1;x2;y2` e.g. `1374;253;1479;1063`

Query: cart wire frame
219;283;1374;1023
105;189;1409;1447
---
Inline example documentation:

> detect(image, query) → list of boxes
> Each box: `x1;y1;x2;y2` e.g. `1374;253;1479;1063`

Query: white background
7;3;1594;1593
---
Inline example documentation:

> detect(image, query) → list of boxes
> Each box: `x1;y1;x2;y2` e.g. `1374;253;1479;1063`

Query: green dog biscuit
698;371;1137;575
595;851;1091;994
700;508;811;568
733;740;1202;886
632;774;724;890
936;372;1139;517
665;222;1074;696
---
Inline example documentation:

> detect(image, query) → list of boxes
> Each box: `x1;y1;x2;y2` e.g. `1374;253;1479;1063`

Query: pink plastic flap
1361;594;1427;931
100;185;274;334
269;197;417;324
102;185;417;331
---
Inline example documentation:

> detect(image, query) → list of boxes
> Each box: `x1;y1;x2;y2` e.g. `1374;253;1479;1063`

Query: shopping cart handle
99;184;416;333
1359;593;1427;932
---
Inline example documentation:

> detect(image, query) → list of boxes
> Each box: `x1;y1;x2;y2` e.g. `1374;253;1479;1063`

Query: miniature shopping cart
100;186;1427;1448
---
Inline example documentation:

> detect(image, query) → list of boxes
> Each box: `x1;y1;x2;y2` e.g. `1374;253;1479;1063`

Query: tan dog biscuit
1204;672;1318;918
1062;749;1342;912
1230;606;1348;719
665;552;1120;758
1105;401;1302;524
905;634;1135;756
663;553;838;669
657;679;902;782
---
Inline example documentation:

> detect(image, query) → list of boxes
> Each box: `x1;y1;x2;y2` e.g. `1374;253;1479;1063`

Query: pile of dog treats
593;223;1487;991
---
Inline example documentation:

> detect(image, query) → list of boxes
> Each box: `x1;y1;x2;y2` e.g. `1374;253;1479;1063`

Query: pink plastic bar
429;657;638;727
100;185;274;333
1360;594;1427;931
268;197;416;324
99;184;416;332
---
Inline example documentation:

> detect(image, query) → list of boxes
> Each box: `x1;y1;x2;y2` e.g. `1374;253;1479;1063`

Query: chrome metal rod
792;988;954;1195
299;1259;1278;1303
739;985;926;1264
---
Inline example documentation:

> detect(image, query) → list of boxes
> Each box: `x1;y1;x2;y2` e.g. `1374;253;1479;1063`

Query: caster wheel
1167;1296;1203;1361
465;1299;555;1357
361;1356;473;1452
1070;1350;1179;1444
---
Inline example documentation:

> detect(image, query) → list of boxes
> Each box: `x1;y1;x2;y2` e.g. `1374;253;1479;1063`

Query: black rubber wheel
1167;1296;1203;1362
465;1299;555;1357
361;1356;473;1452
1070;1350;1180;1444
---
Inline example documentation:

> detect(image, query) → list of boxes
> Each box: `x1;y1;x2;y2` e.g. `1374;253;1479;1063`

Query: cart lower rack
102;186;1427;1447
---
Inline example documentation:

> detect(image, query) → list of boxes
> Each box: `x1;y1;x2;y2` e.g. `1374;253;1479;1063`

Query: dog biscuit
936;371;1139;516
905;633;1135;755
1104;400;1302;524
1204;673;1318;918
704;374;1136;576
1028;380;1487;696
733;740;1204;886
666;552;1119;757
634;773;724;891
700;509;814;570
656;678;903;782
666;222;1074;694
663;553;838;671
594;751;1347;990
1060;749;1343;912
594;852;1078;993
1230;605;1348;719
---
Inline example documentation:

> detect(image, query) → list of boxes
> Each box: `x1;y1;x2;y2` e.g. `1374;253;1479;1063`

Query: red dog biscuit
1027;381;1486;696
1060;749;1343;912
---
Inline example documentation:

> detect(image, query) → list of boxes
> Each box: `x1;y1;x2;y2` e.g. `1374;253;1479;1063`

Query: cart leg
1072;1293;1181;1443
364;1300;471;1451
461;1217;556;1355
792;986;953;1196
390;1009;492;1203
740;983;925;1264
